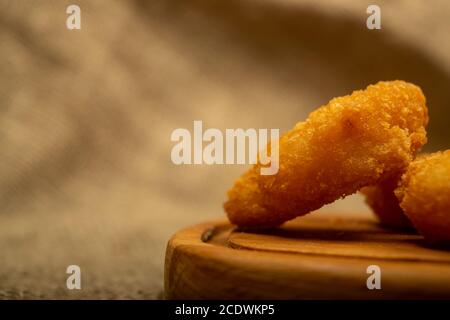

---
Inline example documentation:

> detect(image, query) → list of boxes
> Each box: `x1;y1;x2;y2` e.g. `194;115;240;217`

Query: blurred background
0;0;449;299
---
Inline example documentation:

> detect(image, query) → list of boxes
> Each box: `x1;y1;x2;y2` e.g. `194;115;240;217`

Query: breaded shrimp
395;150;450;245
225;81;428;227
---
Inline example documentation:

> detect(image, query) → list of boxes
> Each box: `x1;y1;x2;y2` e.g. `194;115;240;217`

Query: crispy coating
395;150;450;245
224;81;428;227
361;174;413;229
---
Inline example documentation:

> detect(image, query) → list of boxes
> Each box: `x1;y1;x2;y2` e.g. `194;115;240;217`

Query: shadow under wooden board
165;213;450;299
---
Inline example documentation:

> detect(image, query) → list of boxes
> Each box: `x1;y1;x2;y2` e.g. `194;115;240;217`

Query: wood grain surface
165;214;450;299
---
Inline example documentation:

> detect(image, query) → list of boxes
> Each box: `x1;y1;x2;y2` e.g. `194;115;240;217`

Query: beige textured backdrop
0;0;449;299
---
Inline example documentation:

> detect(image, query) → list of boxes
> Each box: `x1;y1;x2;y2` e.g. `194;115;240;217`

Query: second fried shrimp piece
395;150;450;245
225;81;428;227
361;175;413;229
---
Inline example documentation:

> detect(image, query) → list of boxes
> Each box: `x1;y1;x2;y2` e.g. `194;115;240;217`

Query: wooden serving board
164;213;450;299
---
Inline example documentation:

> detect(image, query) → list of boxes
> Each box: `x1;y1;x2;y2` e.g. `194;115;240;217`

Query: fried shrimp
361;175;413;229
224;81;428;227
395;150;450;245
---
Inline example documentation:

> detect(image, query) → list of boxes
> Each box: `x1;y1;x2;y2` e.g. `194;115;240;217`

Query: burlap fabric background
0;0;449;299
